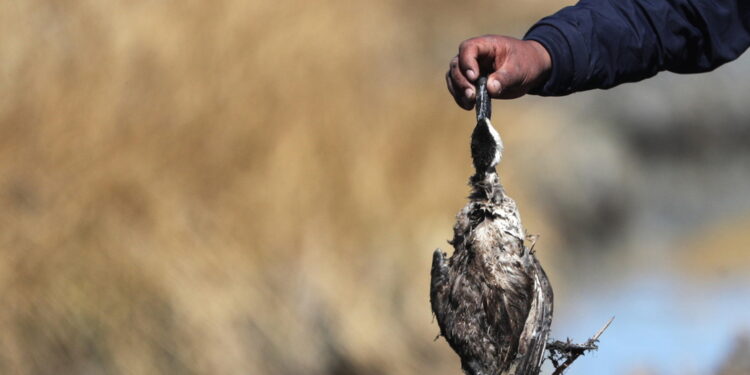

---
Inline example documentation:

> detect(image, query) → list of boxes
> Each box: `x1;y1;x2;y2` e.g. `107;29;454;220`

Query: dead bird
430;77;554;375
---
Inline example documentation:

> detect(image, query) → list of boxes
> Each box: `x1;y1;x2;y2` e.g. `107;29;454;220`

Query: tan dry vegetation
0;1;571;374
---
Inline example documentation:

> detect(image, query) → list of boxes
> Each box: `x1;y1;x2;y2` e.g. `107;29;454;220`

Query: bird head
471;117;503;173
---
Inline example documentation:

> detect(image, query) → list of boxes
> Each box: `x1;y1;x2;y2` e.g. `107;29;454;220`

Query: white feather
483;118;503;168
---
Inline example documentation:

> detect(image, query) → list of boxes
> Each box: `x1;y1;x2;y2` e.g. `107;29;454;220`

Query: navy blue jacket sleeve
523;0;750;96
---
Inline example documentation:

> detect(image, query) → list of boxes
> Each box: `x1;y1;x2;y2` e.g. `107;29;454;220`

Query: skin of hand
446;35;552;109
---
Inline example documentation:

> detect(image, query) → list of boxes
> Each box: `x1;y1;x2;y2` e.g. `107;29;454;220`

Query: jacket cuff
524;19;588;96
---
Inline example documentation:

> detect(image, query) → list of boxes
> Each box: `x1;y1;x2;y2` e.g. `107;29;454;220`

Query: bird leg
546;317;615;375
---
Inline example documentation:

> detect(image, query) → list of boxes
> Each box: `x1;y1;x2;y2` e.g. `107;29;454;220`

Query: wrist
526;40;552;87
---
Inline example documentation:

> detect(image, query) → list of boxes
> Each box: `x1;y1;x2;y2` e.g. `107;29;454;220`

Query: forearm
524;0;750;96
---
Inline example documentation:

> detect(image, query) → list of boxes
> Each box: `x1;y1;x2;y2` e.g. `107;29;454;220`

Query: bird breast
466;198;525;249
469;217;530;286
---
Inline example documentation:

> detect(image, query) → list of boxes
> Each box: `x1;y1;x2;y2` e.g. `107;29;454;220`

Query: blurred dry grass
0;1;572;374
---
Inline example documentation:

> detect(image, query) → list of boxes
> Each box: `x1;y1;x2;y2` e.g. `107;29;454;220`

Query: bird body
430;81;553;375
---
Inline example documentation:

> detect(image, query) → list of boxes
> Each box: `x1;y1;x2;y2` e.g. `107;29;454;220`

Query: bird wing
507;255;554;375
430;248;450;328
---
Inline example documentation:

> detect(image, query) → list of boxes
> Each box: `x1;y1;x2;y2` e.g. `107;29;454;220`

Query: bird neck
469;169;504;203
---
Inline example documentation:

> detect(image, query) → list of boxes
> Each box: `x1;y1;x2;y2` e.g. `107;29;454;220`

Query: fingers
447;56;475;110
458;38;490;82
447;36;545;106
449;36;506;107
445;71;468;110
457;41;480;82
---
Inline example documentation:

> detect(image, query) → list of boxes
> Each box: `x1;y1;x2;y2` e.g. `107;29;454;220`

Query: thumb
485;72;507;97
487;69;529;99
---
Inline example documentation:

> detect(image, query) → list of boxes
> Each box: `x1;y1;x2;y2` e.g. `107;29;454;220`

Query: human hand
446;35;551;109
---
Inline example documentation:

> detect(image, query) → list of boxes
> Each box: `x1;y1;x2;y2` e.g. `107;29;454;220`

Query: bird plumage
430;99;553;375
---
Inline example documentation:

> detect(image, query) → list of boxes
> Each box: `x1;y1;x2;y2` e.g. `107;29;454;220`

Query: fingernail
466;69;477;80
489;79;501;92
465;88;475;100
